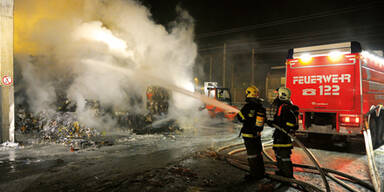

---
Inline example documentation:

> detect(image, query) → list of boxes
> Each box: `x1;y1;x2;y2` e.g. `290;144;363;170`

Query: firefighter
269;87;299;178
236;85;266;181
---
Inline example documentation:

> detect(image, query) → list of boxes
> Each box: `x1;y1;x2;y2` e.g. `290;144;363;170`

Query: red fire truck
286;42;384;146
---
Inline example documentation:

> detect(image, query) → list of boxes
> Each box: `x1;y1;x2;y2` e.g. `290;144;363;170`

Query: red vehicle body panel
205;88;237;121
286;52;384;134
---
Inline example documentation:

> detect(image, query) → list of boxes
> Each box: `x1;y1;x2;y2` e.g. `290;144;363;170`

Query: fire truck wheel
369;115;379;149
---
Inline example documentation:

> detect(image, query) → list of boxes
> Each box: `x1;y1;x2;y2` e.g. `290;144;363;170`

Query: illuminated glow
183;81;195;92
14;0;85;54
362;51;384;67
300;53;312;64
340;115;360;124
90;30;126;51
73;21;132;57
328;51;343;62
172;81;197;110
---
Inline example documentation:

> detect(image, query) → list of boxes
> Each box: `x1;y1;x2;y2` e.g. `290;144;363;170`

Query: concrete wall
0;0;14;143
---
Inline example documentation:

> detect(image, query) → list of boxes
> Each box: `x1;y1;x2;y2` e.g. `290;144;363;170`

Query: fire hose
224;143;374;191
226;108;330;191
269;123;330;192
217;143;324;192
225;157;324;192
215;122;377;192
217;142;375;192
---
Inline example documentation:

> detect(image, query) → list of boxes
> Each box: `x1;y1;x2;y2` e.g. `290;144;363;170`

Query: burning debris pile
15;105;102;150
127;86;181;134
39;113;100;144
116;112;181;135
15;88;182;149
12;0;199;147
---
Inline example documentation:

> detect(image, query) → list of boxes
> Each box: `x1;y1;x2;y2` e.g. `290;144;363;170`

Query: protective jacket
272;101;299;149
237;97;266;180
236;98;266;138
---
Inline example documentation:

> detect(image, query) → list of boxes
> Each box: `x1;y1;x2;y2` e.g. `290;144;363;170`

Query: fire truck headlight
300;53;312;64
328;51;343;62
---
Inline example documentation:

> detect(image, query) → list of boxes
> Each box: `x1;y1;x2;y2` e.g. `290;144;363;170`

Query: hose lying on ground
216;140;375;192
270;123;331;192
226;147;363;192
290;162;373;191
218;143;324;192
261;144;369;192
226;144;374;191
227;108;329;190
225;156;324;192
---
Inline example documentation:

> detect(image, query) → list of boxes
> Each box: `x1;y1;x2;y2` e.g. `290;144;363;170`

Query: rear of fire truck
286;42;384;143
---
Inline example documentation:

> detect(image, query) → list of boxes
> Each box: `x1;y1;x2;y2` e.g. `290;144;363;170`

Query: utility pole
230;62;234;91
223;43;226;87
231;62;235;103
209;55;213;82
251;48;255;85
0;0;15;143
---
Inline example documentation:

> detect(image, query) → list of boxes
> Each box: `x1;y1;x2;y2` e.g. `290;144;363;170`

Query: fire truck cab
286;42;384;146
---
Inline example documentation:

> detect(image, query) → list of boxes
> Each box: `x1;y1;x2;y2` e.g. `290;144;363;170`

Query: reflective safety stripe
257;112;265;115
248;154;258;159
286;122;295;127
242;133;254;138
281;158;291;162
273;143;293;147
256;116;264;127
238;111;245;120
256;122;263;127
277;105;283;116
242;133;260;138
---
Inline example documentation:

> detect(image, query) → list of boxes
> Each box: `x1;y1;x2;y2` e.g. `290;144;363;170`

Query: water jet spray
82;59;240;115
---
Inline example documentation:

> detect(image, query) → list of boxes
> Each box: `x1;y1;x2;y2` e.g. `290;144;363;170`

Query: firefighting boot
247;156;265;180
280;160;294;178
275;159;282;175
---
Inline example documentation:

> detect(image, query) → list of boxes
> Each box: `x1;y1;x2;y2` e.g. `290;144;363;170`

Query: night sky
140;0;383;48
139;0;384;100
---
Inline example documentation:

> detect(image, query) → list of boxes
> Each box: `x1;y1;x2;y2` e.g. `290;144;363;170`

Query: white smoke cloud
14;0;206;130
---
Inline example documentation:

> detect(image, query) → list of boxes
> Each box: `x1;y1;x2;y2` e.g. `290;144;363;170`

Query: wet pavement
0;122;241;192
0;124;383;192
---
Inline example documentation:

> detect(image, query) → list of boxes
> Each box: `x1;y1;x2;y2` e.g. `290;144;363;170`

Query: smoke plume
14;0;203;130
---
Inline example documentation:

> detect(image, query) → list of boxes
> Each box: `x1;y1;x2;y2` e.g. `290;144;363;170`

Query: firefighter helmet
245;85;259;98
277;87;291;101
